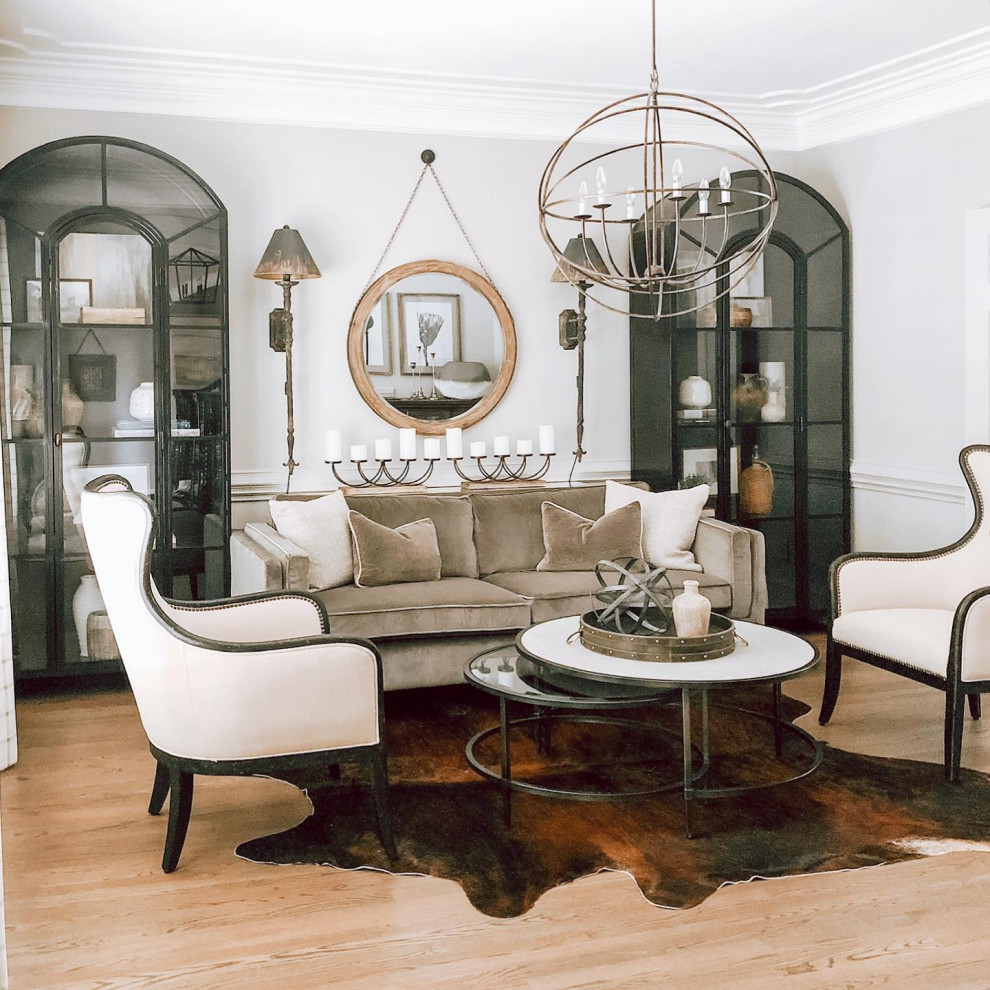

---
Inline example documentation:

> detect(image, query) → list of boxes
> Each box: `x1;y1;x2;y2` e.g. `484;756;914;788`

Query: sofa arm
230;531;284;596
693;517;768;623
242;522;311;592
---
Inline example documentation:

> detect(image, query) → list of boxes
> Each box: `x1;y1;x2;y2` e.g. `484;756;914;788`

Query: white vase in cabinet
129;382;155;423
72;574;106;658
672;580;711;638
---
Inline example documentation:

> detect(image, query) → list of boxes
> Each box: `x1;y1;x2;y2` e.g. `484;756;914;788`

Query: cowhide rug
237;684;990;918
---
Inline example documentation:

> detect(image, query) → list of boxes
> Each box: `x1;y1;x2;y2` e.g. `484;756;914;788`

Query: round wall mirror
347;260;516;434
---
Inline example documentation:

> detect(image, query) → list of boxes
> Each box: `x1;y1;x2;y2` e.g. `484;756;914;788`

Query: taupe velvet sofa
231;483;768;691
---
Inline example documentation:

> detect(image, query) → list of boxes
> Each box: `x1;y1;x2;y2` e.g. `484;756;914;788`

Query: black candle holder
325;455;437;489
449;453;553;484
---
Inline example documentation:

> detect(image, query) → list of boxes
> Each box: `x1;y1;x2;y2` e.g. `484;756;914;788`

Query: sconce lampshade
254;225;322;280
551;234;609;284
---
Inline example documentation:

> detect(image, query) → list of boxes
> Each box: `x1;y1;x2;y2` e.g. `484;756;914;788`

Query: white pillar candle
469;440;487;459
423;438;442;461
516;439;534;456
350;444;368;462
493;435;510;457
374;438;392;461
538;425;556;455
325;429;342;463
398;428;417;460
445;427;463;459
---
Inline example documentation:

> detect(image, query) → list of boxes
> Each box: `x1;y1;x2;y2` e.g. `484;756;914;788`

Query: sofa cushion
537;501;643;572
485;569;733;624
345;492;478;578
269;491;353;590
832;608;953;677
315;577;531;640
471;486;610;576
348;512;442;588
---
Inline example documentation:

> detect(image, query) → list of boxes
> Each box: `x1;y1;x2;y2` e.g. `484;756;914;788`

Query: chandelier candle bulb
698;179;711;215
325;430;342;463
350;444;368;463
423;438;442;461
516;439;534;456
445;427;463;459
670;159;685;199
493;436;511;457
398;428;417;461
595;167;608;205
626;193;637;220
577;181;590;218
470;441;488;459
719;166;732;205
539;425;556;455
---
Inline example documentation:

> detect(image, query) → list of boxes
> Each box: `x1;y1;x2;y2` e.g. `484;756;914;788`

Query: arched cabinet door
0;136;230;679
629;171;849;625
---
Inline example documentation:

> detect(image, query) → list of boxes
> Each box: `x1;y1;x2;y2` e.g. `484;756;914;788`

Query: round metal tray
579;611;736;663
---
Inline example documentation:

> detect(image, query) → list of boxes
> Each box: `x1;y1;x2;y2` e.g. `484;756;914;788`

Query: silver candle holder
325;450;440;489
448;451;553;485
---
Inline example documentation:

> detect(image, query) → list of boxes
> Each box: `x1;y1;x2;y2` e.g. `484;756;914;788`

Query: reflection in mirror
56;229;152;325
349;261;515;434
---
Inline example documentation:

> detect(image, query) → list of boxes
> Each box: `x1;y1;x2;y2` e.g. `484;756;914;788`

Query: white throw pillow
604;480;709;572
269;491;353;590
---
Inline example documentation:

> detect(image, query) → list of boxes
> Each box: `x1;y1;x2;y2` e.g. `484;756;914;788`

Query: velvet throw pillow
269;491;353;590
604;480;709;572
348;511;442;588
537;501;643;572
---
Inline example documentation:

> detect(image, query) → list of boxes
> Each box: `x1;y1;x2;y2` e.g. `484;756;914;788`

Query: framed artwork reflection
397;293;461;375
363;294;393;375
682;446;739;495
26;278;94;324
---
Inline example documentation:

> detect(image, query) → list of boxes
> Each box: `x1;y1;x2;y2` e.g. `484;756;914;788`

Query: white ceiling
1;0;989;148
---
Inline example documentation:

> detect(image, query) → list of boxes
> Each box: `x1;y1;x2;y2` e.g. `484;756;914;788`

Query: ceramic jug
672;580;711;638
731;373;768;423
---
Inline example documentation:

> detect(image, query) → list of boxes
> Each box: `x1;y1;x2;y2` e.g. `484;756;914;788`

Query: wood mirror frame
347;259;517;435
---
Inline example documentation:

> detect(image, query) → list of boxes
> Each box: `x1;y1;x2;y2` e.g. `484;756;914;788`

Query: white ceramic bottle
129;382;155;423
672;580;711;638
72;574;106;658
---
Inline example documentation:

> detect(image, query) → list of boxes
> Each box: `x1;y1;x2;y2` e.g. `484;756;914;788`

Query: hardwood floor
5;656;990;989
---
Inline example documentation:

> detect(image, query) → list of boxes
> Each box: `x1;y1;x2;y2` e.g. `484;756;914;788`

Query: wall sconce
253;225;322;488
552;234;608;464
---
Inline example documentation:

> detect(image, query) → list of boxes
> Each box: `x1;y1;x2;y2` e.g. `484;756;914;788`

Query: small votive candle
493;435;511;457
374;438;392;461
350;444;368;462
423;438;442;461
469;441;487;459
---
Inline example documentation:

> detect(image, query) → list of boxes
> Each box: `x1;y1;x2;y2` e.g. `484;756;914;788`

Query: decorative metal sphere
593;557;674;635
539;88;777;319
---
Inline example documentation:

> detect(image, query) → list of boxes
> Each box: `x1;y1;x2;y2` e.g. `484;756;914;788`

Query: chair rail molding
850;461;967;506
965;207;990;446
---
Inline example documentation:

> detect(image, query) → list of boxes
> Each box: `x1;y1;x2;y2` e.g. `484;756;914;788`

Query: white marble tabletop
517;616;818;688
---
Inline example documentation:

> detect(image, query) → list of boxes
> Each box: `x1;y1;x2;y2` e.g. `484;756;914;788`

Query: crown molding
0;28;987;150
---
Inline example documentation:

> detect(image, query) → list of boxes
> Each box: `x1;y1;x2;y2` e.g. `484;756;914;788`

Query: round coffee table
465;617;822;836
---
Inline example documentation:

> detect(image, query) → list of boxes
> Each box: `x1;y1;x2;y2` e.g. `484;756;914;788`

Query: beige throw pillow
269;491;353;590
604;480;709;572
348;511;442;588
537;501;643;572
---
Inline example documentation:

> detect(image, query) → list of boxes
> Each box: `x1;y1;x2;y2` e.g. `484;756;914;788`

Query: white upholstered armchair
81;475;396;872
821;445;990;781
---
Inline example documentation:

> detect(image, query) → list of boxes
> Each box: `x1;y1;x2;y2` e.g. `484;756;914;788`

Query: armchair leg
968;693;982;720
370;748;398;861
945;684;966;783
148;760;170;815
819;635;842;725
162;770;194;873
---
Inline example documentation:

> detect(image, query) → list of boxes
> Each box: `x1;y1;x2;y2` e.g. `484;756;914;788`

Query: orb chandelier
538;0;778;320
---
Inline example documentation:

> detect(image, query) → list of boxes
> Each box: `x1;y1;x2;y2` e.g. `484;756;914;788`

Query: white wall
797;103;990;550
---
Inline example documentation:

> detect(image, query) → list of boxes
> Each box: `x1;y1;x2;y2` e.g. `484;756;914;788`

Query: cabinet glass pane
5;327;46;440
11;558;47;672
673;329;717;425
169;220;223;328
806;332;844;422
68;440;156;554
773;180;841;257
170;438;226;549
751;518;797;610
808;517;845;613
807;237;844;327
729;329;793;425
59;324;155;438
807;424;845;516
1;221;43;325
4;439;47;556
731;241;792;329
105;144;218;239
58;229;153;326
171;330;223;435
729;427;795;522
